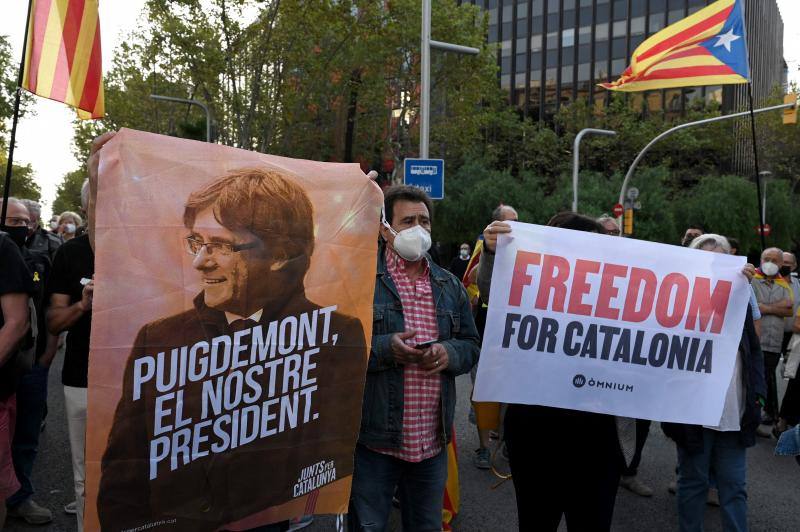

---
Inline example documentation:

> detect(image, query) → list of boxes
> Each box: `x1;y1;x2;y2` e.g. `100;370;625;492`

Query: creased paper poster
473;222;750;426
84;129;382;531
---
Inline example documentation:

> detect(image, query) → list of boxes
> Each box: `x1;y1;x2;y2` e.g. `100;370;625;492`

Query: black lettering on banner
648;333;669;367
518;315;540;350
538;318;559;353
579;324;598;359
613;329;631;363
598;325;620;361
502;313;522;348
564;322;582;356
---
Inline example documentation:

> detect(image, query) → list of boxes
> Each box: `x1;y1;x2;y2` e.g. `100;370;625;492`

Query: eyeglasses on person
184;236;259;256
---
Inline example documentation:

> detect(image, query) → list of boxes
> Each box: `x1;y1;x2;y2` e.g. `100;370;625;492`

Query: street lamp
572;128;617;213
149;94;213;143
420;0;480;158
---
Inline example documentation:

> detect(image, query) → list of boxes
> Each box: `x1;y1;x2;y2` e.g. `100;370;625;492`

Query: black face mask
3;226;28;249
780;266;793;277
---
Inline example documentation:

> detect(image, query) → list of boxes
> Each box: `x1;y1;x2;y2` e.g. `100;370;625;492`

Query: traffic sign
612;203;624;217
756;224;771;237
404;158;444;200
627;187;640;200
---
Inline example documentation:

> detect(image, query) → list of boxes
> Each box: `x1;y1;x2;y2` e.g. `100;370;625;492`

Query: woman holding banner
662;234;766;532
477;212;625;532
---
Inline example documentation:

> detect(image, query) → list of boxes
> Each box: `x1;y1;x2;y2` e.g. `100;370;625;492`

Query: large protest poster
84;129;383;531
473;222;751;426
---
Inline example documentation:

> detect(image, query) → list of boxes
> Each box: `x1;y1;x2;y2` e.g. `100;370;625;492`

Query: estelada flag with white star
600;0;749;92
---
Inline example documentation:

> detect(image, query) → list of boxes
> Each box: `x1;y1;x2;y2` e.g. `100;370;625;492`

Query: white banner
473;222;750;425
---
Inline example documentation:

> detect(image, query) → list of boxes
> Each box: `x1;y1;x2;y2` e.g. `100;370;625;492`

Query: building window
563;29;575;47
516;54;527;73
531;52;543;70
579;25;592;45
649;12;665;34
631;16;645;36
562;48;575;66
577;62;591;81
531;35;543;52
612;37;626;59
613;0;628;20
596;2;610;24
578;43;591;62
501;40;512;57
595;22;610;41
546;31;559;49
501;74;511;90
611;58;626;76
532;0;544;16
562;65;575;82
613;20;627;38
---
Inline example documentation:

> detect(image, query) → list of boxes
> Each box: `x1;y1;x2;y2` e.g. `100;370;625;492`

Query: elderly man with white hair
751;247;793;430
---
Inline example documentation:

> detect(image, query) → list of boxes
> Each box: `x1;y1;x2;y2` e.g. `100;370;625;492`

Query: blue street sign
403;158;444;200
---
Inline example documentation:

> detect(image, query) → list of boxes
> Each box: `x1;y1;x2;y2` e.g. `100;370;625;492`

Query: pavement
6;355;799;532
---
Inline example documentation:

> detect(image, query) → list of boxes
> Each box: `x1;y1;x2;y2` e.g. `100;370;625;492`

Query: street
6;351;799;532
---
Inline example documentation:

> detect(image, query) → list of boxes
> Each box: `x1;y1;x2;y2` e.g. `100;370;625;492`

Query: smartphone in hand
414;339;436;350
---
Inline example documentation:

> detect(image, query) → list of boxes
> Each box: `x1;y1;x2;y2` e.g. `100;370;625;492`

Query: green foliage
0;34;33;147
52;169;85;215
0;153;39;201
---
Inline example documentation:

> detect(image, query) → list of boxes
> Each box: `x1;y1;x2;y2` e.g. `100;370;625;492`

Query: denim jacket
358;245;480;449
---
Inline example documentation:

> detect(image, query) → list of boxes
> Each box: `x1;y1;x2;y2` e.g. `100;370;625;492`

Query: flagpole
1;0;34;229
747;82;767;251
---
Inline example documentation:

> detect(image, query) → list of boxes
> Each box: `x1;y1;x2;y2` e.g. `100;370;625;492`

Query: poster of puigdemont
84;128;382;531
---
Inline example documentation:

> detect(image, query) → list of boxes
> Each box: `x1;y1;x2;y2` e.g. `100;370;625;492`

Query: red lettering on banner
508;251;542;306
535;255;571;312
567;260;601;316
622;268;657;322
684;277;732;333
656;273;690;328
596;263;629;320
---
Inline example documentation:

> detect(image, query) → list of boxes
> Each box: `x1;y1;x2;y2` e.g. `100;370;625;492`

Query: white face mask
459;250;469;259
761;261;779;277
65;223;77;234
390;225;432;262
49;220;58;230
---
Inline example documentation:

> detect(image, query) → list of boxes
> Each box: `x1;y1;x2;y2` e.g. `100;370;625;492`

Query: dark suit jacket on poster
97;292;367;532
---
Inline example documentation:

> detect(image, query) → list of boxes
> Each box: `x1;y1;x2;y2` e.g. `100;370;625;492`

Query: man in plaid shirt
348;186;479;531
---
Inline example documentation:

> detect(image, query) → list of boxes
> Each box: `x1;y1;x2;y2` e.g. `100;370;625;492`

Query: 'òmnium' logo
573;375;634;393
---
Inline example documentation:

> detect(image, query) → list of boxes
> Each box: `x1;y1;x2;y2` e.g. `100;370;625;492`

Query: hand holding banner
473;222;750;426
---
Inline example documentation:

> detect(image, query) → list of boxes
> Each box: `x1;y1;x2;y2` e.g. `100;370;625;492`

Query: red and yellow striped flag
600;0;749;92
22;0;104;119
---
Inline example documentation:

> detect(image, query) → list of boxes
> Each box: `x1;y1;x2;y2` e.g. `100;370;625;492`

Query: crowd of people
1;135;799;532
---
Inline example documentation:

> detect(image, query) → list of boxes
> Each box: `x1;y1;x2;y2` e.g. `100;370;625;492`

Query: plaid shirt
372;247;442;462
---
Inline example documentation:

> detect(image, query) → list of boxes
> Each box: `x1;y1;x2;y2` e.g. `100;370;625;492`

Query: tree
1;34;33;148
0;153;39;201
73;0;501;171
52;169;85;215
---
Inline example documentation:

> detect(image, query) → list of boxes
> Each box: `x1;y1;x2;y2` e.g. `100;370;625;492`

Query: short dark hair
727;237;740;252
383;185;433;225
183;168;315;265
686;224;706;233
547;211;604;233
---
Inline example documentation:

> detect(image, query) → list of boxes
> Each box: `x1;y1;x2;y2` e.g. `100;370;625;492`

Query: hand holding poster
473;222;750;426
85;129;382;531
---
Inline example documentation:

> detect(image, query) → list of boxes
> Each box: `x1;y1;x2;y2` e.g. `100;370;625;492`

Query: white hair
689;233;731;254
81;178;90;210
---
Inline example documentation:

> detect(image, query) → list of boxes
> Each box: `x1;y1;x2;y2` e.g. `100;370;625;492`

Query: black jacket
662;307;766;452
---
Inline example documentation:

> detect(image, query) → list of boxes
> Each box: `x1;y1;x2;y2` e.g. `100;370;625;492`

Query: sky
1;0;799;220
